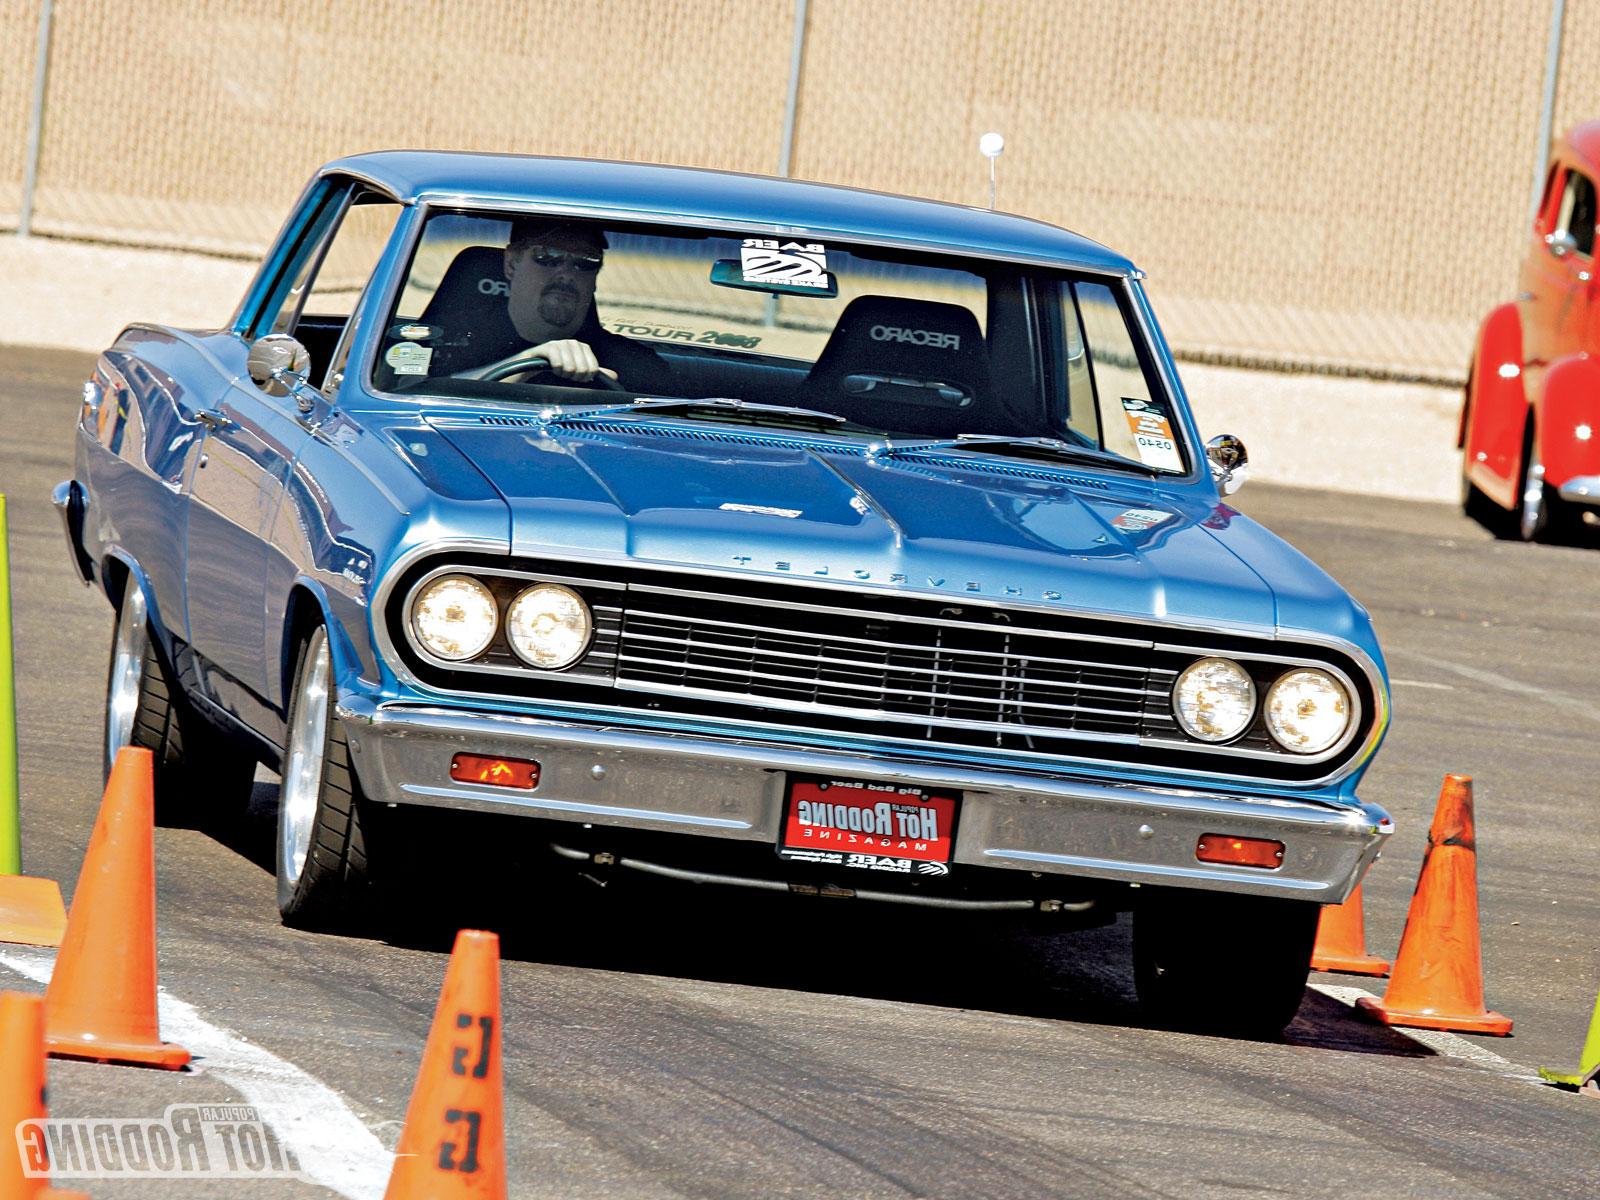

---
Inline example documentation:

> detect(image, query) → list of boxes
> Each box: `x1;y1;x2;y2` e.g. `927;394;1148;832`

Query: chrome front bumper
336;699;1391;903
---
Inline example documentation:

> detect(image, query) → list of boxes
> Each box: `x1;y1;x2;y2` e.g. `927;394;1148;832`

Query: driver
489;220;670;391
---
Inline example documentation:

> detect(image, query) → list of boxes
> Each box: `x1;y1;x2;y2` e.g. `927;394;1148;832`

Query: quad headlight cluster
1172;657;1352;755
409;574;592;669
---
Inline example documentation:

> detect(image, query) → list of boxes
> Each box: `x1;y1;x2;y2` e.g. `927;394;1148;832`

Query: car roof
1562;121;1600;175
322;150;1136;275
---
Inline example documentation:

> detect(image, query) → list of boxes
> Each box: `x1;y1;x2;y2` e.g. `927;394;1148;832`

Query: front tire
1134;888;1318;1037
104;582;255;824
1516;429;1580;543
277;625;374;928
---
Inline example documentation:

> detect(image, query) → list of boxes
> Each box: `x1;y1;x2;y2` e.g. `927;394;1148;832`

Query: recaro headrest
803;295;993;433
416;245;524;375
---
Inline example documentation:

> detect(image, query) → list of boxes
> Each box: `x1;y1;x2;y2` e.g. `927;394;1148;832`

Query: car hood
427;419;1316;633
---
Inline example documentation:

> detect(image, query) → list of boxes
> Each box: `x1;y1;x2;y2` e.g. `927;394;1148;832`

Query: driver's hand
528;339;619;384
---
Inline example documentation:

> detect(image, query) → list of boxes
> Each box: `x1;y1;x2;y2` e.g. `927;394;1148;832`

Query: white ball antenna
979;132;1005;210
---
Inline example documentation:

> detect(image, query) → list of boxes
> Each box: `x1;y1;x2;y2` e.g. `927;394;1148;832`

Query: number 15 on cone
385;929;505;1200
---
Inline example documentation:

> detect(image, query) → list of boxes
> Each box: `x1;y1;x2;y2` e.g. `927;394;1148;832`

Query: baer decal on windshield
739;238;830;288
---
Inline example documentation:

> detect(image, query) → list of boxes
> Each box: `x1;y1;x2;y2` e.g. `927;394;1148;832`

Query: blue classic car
56;151;1390;1033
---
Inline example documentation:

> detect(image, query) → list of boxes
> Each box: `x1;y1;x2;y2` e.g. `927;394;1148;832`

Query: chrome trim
368;539;1391;789
338;699;1392;903
618;651;1155;713
1557;474;1600;503
398;560;624;679
348;196;429;400
610;675;1148;743
50;479;93;586
406;197;1137;280
547;843;1046;911
1157;645;1364;763
622;627;1162;697
1125;278;1205;486
627;585;1155;648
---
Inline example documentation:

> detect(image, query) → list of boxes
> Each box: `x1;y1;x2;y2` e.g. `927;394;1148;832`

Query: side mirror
1206;434;1249;496
247;334;314;410
1545;229;1579;259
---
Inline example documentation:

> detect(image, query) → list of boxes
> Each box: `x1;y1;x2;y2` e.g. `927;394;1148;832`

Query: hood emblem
728;555;1066;604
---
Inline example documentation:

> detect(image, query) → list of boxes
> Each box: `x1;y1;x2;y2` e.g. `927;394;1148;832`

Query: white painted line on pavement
0;946;393;1200
1389;678;1453;690
1311;982;1543;1082
1389;648;1600;723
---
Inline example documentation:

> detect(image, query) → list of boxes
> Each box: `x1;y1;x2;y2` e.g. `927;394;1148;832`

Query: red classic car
1461;121;1600;541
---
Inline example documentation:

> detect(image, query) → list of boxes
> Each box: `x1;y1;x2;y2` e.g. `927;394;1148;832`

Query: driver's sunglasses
525;245;603;273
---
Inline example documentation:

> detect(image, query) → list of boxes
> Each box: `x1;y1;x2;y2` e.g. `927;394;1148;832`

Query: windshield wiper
868;434;1160;475
546;397;849;428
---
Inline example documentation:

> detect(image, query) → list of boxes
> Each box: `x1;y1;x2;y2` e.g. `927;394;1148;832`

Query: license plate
779;778;958;873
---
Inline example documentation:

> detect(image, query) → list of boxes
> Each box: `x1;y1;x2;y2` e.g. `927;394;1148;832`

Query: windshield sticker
384;341;433;376
739;238;830;289
604;321;762;350
393;323;437;341
720;502;801;518
1121;398;1183;472
1111;507;1174;533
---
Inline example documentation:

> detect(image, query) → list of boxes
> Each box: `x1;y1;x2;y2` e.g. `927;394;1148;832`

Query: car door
184;379;311;725
1547;169;1597;364
184;181;401;728
1519;165;1567;386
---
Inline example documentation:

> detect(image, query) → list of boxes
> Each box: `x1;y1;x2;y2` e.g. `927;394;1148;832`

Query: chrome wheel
279;628;331;891
1519;444;1547;542
105;586;149;775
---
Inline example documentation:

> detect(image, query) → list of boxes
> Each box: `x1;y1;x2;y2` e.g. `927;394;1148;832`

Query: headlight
1172;657;1256;742
1264;669;1351;754
410;575;498;661
506;584;591;669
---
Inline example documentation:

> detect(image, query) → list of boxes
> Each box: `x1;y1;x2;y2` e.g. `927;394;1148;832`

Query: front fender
1463;302;1527;502
1537;354;1600;487
277;577;367;713
100;551;178;663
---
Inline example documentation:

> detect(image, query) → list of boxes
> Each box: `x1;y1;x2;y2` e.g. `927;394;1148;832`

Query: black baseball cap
506;220;608;252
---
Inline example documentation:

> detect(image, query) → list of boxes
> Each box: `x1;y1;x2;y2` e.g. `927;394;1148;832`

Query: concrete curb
0;237;1465;504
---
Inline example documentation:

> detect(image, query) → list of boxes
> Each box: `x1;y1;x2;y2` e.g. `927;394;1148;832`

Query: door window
248;186;401;391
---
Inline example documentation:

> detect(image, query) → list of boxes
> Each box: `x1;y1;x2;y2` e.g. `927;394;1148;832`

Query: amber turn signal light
450;753;540;790
1195;833;1284;869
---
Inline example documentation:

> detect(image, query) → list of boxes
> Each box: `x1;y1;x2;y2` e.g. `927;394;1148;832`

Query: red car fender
1462;303;1526;501
1537;354;1600;488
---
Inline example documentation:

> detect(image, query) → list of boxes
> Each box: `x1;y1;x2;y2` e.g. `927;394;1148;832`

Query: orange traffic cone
1310;883;1391;976
385;929;505;1199
0;874;67;947
0;991;91;1198
1356;775;1512;1035
44;747;189;1069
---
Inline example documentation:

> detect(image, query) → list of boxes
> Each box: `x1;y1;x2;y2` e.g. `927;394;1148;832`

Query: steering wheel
472;354;627;391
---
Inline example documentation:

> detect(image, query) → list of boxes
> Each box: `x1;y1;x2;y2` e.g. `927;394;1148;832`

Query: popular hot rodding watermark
17;1105;304;1180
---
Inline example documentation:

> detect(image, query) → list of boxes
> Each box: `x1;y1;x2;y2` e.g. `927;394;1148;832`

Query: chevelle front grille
385;556;1377;784
616;602;1179;742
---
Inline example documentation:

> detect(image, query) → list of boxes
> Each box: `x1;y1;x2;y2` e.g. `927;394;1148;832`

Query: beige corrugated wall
0;0;1594;379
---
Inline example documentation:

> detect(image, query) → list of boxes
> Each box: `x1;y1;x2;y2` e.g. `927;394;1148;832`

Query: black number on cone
450;1012;494;1078
438;1108;482;1173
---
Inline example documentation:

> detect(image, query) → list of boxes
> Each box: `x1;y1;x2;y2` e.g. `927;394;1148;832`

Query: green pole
1539;981;1600;1090
0;495;19;874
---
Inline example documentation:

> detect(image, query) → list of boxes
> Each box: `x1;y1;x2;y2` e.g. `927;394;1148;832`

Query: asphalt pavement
0;345;1596;1198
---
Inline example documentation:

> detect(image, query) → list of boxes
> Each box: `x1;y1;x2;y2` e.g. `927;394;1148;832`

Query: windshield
372;209;1190;475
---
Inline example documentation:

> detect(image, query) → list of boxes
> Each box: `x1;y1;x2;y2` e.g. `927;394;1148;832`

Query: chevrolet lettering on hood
60;150;1391;1037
